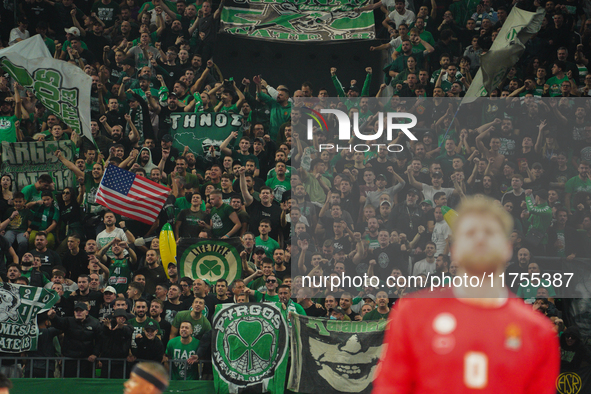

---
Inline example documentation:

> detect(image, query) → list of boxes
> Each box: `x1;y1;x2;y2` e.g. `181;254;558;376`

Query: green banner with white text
1;140;76;192
170;112;242;158
0;283;59;353
220;0;375;41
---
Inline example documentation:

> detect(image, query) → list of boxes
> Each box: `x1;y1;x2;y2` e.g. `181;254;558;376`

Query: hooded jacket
137;147;158;174
560;326;587;370
51;315;102;358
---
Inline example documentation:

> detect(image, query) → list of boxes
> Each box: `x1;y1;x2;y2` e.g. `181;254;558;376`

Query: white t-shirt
382;0;414;13
420;183;455;206
96;228;129;259
413;258;436;276
9;28;29;46
431;220;451;256
388;9;416;28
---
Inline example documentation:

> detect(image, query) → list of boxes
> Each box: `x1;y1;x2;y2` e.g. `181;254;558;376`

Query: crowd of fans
0;0;590;381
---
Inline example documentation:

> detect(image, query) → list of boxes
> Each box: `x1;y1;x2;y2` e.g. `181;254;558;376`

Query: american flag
96;164;170;224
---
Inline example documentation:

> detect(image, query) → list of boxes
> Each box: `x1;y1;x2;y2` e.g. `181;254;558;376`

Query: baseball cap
138;74;150;81
254;137;264;144
298;232;312;241
376;174;387;181
254;246;266;254
74;302;88;311
532;162;544;170
420;199;433;206
347;85;360;93
64;27;80;36
363;294;376;302
123;57;136;67
112;309;129;319
161;134;173;142
407;188;419;196
144;320;158;331
380;200;392;207
104;286;117;294
329;307;346;315
432;171;443;178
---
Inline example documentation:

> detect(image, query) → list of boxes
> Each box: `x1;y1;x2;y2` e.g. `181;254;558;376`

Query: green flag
177;238;242;285
220;0;375;41
170;112;242;158
0;283;59;353
212;303;289;394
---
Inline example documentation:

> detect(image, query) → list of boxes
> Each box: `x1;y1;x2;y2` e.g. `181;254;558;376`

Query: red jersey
373;289;559;394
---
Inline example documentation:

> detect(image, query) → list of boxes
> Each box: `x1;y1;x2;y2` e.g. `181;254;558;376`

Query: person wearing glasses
243;274;280;302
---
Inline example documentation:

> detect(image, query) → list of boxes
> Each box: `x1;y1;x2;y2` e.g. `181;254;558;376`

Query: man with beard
19;252;49;287
30;232;61;276
205;190;241;239
367;229;406;279
149;299;171;348
266;162;291;203
230;195;249;236
244;274;280;302
296;287;323;317
5;264;20;284
68;274;104;317
136;250;168;295
0;88;21;143
240;168;283;239
128;299;161;350
100;115;139;155
163;284;186;324
170;296;212;340
363;291;390;321
165;322;200;381
374;197;559;393
47;302;101;377
213;279;233;307
272;249;290;282
388;188;425;239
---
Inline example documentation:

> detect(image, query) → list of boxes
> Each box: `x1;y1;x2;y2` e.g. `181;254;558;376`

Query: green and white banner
0;35;94;144
177;238;242;285
288;314;386;394
1;140;76;192
213;302;289;394
464;7;545;102
170;112;242;158
220;0;375;41
0;283;59;353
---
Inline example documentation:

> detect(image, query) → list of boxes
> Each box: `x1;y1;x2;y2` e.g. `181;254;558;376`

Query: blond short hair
452;196;513;237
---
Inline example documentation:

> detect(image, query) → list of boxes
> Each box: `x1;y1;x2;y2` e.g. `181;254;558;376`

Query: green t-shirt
232;150;260;168
565;176;591;211
166;336;200;380
85;174;102;215
546;75;569;97
265;177;291;202
108;257;133;294
253;290;280;302
171;311;212;340
35;205;60;231
516;281;556;303
0;115;19;142
209;203;235;238
219;103;239;114
362;308;390;321
248;276;282;293
255;236;280;259
177;208;207;238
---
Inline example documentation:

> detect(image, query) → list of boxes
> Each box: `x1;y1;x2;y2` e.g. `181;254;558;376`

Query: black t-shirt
368;243;406;278
246;200;283;240
32;248;62;276
162;300;187;325
0;235;11;277
303;303;327;317
61;250;89;282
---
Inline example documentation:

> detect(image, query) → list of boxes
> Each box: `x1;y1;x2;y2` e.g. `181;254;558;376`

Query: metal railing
0;356;212;380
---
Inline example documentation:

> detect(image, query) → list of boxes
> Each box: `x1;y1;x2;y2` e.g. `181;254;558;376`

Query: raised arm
238;167;254;206
54;149;84;178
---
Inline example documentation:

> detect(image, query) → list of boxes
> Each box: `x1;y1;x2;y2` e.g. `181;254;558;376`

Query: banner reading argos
0;283;59;353
1;140;76;191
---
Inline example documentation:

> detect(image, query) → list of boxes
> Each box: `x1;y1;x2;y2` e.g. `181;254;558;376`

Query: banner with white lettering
0;283;58;353
169;112;243;158
1;140;76;192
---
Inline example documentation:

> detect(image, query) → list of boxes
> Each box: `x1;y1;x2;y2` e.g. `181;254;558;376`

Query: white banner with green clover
0;35;94;144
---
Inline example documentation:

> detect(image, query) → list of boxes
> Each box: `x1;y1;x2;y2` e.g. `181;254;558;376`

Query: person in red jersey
373;197;559;394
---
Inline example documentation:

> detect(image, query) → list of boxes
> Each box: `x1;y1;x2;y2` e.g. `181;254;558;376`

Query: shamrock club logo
179;240;241;284
213;303;288;385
